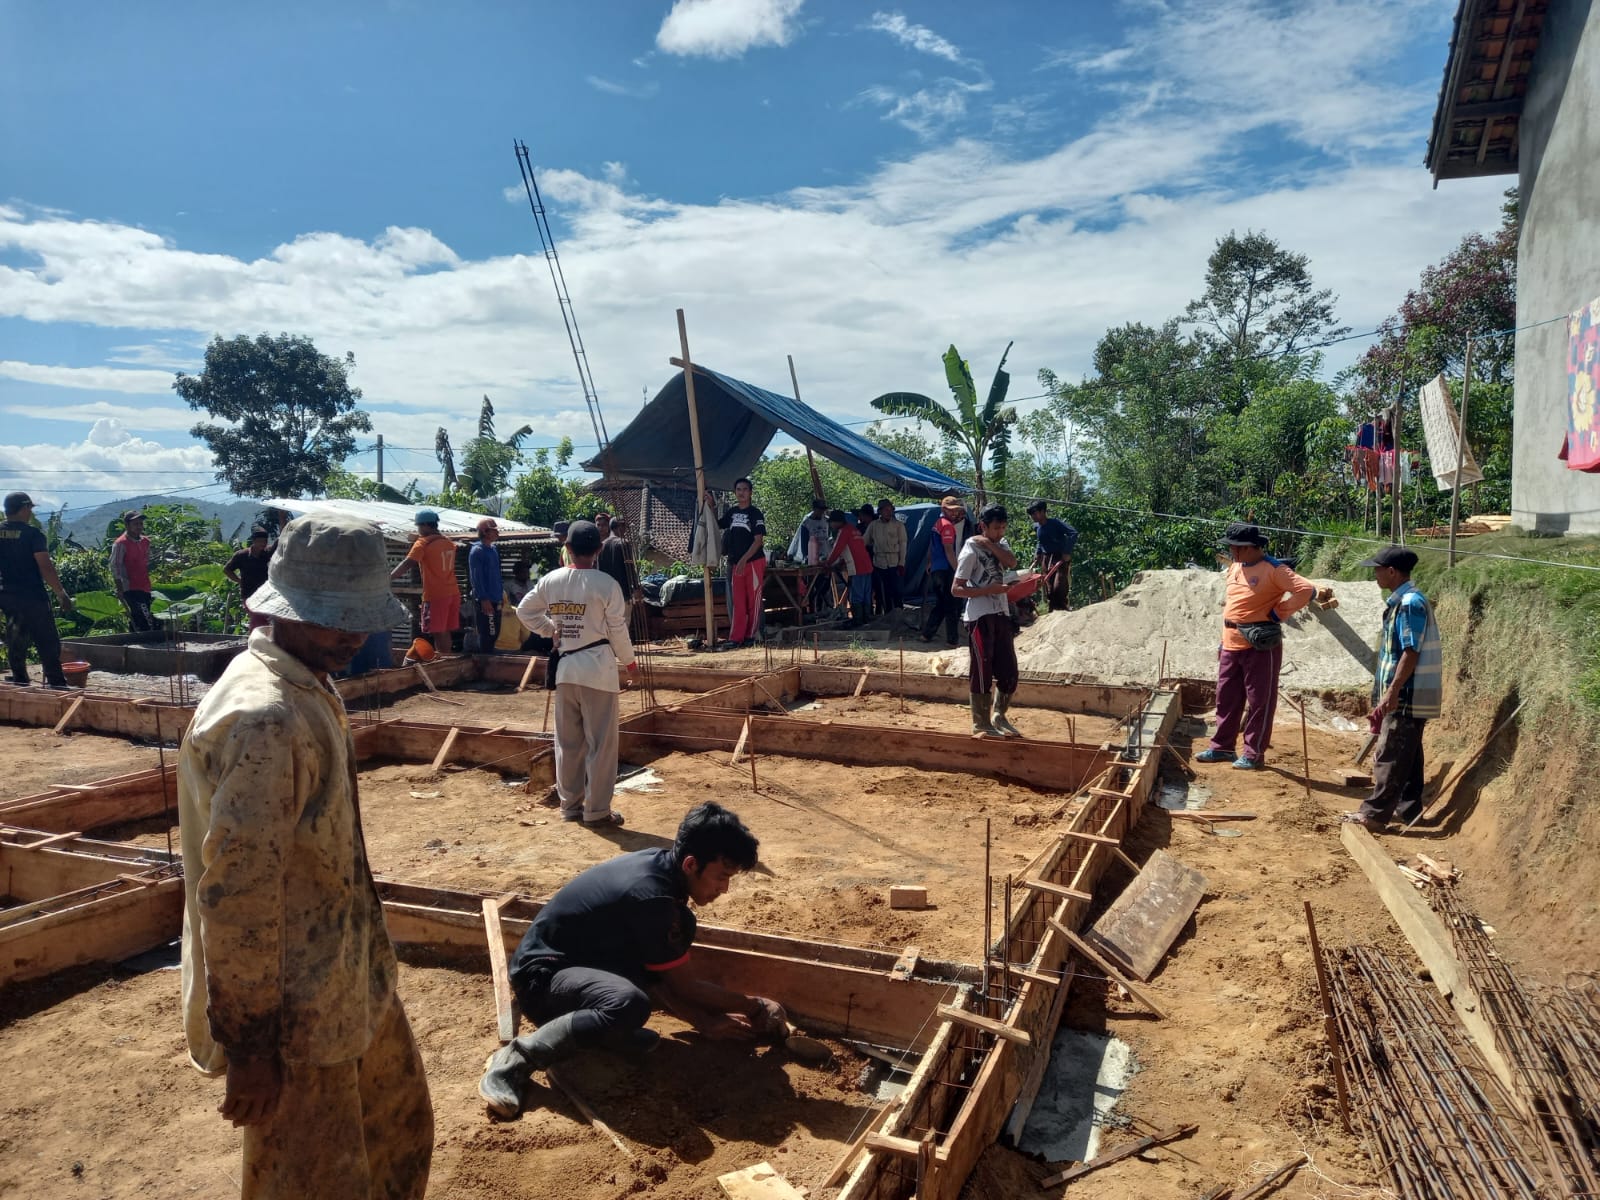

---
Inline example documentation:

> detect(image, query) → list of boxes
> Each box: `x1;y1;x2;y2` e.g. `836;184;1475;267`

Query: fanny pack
1226;619;1283;651
546;639;610;690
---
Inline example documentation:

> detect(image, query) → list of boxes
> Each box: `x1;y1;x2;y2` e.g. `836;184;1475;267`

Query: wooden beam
515;655;540;694
824;1103;894;1188
1339;824;1519;1098
889;944;920;981
482;897;518;1043
27;830;83;849
1020;878;1093;904
936;1004;1033;1046
718;1161;806;1200
52;695;85;736
1050;919;1167;1018
853;668;870;698
546;1066;634;1159
430;727;461;774
864;1132;925;1160
1038;1123;1197;1188
1168;809;1255;823
730;718;750;766
0;876;183;986
1065;829;1120;846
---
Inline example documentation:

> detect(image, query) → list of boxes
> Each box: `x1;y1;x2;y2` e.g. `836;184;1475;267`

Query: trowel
778;1020;833;1065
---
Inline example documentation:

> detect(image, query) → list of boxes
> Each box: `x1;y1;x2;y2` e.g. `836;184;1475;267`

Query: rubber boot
992;692;1022;738
478;1012;582;1117
970;694;1001;739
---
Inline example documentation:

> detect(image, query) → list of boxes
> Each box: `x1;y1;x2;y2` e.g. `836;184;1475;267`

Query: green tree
323;464;415;504
436;396;537;500
1184;231;1349;377
505;444;585;528
174;333;372;497
870;343;1018;504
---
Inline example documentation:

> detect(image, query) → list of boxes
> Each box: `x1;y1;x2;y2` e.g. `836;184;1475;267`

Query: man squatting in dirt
178;513;433;1199
515;518;639;827
952;503;1024;739
480;802;790;1117
1195;521;1316;770
1343;546;1442;831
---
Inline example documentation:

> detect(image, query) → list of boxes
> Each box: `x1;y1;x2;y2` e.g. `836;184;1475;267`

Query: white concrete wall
1513;0;1600;534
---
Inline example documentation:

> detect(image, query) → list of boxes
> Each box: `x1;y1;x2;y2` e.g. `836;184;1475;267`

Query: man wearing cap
225;527;276;632
0;492;74;688
110;509;156;633
921;491;971;647
468;518;503;655
1026;500;1077;614
516;519;638;827
1343;547;1442;832
179;514;433;1199
1195;522;1316;770
390;509;460;651
952;503;1022;738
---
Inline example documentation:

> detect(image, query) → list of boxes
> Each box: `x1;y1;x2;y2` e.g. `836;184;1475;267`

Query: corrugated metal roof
261;497;555;542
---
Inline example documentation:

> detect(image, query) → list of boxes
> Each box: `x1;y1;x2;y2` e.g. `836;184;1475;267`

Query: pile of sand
934;568;1387;692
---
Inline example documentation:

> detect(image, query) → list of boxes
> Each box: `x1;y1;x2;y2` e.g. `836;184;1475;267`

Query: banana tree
871;342;1017;505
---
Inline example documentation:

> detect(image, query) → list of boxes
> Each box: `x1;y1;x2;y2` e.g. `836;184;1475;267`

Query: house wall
1513;0;1600;533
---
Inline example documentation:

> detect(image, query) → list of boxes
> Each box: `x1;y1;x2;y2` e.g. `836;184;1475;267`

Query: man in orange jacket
1195;522;1316;770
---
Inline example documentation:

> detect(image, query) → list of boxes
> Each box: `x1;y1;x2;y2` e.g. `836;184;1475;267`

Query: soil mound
937;568;1386;691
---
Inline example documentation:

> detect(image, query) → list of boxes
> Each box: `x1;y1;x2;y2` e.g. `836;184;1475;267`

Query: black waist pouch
545;639;610;690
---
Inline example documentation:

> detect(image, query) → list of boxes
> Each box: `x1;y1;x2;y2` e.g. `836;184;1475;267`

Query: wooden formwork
840;689;1181;1200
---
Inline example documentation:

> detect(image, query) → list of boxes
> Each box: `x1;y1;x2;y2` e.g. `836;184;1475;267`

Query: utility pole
376;434;385;485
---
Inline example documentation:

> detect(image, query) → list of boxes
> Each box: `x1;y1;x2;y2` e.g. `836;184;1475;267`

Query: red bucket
61;661;91;688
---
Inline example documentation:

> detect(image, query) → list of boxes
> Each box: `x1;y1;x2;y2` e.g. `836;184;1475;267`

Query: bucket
61;661;91;688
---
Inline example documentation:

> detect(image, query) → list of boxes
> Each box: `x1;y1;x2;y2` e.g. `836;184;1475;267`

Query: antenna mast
513;139;611;456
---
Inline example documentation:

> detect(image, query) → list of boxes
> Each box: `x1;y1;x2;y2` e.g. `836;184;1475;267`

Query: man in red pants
709;479;766;649
1195;522;1316;770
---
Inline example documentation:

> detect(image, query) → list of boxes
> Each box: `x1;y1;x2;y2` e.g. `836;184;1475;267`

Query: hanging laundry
1416;374;1484;491
1562;297;1600;473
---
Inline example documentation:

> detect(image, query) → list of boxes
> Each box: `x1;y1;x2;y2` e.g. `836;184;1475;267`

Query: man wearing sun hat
1343;545;1442;832
178;513;433;1199
1195;521;1316;770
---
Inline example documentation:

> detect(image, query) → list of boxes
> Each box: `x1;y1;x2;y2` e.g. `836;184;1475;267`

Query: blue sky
0;0;1507;510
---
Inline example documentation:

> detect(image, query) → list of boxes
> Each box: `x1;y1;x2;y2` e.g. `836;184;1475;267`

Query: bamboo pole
1448;338;1473;568
1303;902;1352;1133
677;309;717;646
787;355;826;505
1390;388;1403;544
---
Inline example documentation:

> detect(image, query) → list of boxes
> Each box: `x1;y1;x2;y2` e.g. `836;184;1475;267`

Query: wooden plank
1112;847;1140;874
823;1103;894;1188
430;727;461;774
717;1162;807;1200
515;655;540;694
853;668;870;698
1168;809;1255;823
937;1004;1032;1047
1087;848;1207;981
1050;920;1168;1019
1339;824;1519;1098
482;897;518;1043
1039;1123;1197;1188
52;695;85;736
0;876;183;985
890;945;920;981
27;830;83;849
1020;878;1093;904
1065;829;1120;846
863;1133;924;1160
730;718;750;766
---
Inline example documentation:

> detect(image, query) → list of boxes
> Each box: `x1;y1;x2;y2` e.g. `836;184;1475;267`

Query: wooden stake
546;1067;635;1159
415;662;465;705
823;1103;894;1188
677;309;718;647
430;727;461;775
541;688;552;733
515;655;539;694
483;897;518;1043
899;644;906;714
853;667;870;698
730;717;750;765
1289;695;1311;801
1303;902;1351;1133
52;695;84;736
1050;919;1168;1018
1038;1124;1197;1188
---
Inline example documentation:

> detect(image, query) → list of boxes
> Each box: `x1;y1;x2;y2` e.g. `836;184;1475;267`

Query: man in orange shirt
1195;522;1315;770
390;510;461;650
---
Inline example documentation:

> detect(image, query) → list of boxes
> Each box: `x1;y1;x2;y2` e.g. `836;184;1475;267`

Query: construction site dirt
0;655;1588;1200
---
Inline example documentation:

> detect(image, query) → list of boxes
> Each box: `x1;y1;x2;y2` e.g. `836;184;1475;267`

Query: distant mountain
59;494;267;548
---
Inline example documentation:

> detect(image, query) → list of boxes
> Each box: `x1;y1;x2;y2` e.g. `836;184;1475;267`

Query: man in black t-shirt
224;526;276;631
0;492;74;687
479;802;788;1118
710;478;766;649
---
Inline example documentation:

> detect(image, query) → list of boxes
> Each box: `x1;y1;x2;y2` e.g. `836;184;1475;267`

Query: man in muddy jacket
178;513;433;1199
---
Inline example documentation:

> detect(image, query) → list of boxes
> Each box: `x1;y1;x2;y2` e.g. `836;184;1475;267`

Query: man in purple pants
1195;523;1316;769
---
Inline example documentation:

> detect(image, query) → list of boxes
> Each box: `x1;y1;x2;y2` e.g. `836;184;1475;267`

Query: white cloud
586;75;660;99
861;79;992;139
0;398;199;433
0;0;1508;508
867;11;965;63
0;419;216;511
655;0;804;58
0;360;175;394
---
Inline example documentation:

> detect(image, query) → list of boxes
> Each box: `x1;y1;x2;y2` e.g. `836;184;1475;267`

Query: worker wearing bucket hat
178;514;433;1198
1195;521;1316;770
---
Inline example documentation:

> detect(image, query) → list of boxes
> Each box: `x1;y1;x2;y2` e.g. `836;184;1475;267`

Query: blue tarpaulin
584;364;962;497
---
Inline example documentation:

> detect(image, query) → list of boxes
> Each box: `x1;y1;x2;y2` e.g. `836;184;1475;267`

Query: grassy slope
1305;531;1600;970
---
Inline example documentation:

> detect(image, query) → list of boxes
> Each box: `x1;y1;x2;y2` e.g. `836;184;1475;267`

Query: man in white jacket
517;520;638;826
